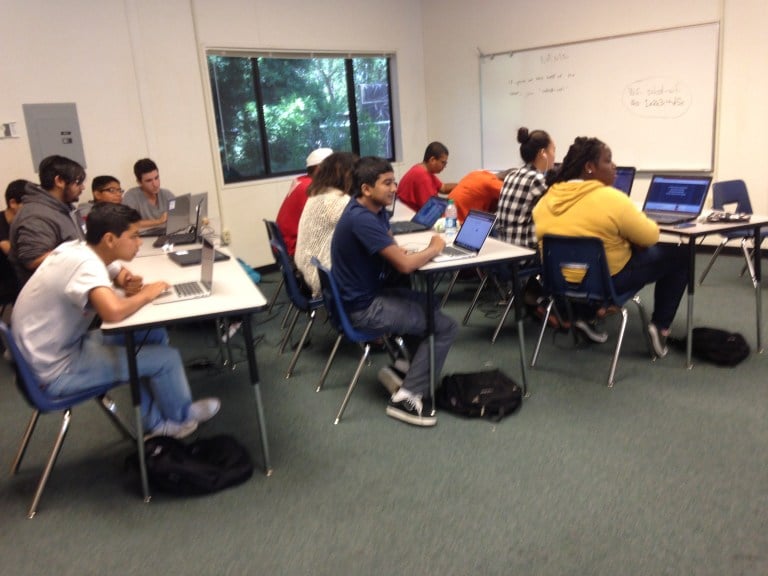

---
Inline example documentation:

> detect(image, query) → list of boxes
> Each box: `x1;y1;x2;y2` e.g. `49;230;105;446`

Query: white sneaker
647;323;669;358
221;321;242;343
145;418;198;440
574;319;608;344
386;389;437;427
187;397;221;423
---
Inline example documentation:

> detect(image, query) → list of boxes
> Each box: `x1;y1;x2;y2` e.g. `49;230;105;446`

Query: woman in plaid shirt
497;127;556;249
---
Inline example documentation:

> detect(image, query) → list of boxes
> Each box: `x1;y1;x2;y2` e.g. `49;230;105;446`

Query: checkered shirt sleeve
496;165;547;248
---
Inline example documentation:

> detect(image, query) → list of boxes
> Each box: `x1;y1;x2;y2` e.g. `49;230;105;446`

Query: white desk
134;235;206;258
102;248;270;502
398;231;536;403
659;216;768;366
134;235;169;258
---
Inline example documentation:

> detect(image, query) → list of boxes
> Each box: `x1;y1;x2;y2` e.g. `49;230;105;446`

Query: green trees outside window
207;53;395;184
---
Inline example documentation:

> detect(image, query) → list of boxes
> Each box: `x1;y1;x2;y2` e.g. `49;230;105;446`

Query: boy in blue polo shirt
331;157;457;427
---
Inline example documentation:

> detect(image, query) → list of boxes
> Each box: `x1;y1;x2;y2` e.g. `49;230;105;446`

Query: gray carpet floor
0;254;766;575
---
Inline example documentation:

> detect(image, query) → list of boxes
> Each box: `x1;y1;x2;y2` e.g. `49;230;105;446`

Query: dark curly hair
545;137;605;187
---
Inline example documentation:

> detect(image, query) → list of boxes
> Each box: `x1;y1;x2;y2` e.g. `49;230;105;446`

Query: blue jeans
611;243;689;330
46;328;192;430
349;288;458;398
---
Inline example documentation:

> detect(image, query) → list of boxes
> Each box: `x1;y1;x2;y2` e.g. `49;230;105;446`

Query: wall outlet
222;229;231;245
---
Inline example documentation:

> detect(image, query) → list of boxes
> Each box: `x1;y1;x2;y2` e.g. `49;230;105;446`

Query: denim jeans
349;287;458;398
611;243;689;330
47;328;192;430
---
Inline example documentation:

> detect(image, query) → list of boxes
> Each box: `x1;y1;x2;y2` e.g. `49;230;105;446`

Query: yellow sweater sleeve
614;196;660;248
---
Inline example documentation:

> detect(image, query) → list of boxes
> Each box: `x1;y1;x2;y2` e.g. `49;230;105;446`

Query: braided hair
545;137;605;187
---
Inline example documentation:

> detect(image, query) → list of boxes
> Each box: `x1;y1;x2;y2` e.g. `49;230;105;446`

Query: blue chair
461;262;542;343
263;220;288;317
312;258;406;424
530;235;653;387
269;236;325;379
0;322;134;518
698;180;767;285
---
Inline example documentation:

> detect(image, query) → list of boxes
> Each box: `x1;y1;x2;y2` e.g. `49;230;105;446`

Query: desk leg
242;314;272;476
684;237;696;369
125;331;151;503
510;263;529;397
752;224;763;353
426;274;436;416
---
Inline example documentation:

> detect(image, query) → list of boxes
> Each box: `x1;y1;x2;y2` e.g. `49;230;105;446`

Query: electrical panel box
23;103;87;171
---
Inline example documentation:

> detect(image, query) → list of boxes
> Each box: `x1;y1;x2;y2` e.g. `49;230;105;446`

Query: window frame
204;48;400;186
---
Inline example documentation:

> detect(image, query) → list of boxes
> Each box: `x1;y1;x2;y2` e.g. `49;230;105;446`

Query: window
207;51;396;184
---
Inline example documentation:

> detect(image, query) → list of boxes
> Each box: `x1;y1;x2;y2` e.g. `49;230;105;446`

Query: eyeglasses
98;187;124;195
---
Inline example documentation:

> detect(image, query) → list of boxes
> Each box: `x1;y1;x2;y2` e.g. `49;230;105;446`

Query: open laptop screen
165;194;192;235
189;192;208;238
413;196;449;227
454;210;497;252
613;166;636;195
643;176;711;215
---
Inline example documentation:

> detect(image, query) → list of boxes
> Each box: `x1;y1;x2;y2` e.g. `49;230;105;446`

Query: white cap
306;147;333;167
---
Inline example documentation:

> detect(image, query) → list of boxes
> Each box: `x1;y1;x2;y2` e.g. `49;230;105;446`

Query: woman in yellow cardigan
533;137;688;357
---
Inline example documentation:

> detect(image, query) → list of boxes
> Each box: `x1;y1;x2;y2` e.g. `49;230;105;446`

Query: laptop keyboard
646;213;695;225
174;282;204;297
153;231;197;248
441;245;469;257
391;221;426;234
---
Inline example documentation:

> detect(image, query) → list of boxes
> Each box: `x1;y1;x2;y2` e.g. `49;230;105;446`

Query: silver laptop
165;194;192;235
385;193;397;217
139;193;191;237
153;236;216;305
642;175;712;225
432;209;497;263
152;193;201;247
189;192;208;240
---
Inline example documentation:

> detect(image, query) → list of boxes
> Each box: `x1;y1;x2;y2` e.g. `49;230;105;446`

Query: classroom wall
420;0;768;218
2;0;766;266
0;0;429;267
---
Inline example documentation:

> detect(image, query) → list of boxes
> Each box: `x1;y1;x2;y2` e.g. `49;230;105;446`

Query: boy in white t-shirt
11;203;219;438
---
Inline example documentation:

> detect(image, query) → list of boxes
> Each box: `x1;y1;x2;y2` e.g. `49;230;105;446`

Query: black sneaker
386;389;437;427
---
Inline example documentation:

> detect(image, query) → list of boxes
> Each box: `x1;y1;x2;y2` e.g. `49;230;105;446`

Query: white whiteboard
480;23;719;172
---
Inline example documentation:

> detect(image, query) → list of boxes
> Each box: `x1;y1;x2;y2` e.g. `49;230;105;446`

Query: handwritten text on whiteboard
622;77;691;118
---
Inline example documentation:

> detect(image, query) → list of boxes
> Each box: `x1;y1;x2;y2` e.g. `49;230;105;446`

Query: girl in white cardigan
295;152;358;296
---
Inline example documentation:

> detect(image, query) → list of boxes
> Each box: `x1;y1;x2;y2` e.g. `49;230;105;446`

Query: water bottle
444;199;458;242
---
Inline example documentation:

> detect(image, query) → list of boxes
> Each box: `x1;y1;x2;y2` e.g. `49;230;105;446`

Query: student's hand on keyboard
428;234;446;253
145;281;171;301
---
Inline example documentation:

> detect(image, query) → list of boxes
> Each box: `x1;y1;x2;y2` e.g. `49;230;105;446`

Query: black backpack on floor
669;327;750;367
437;369;523;421
135;434;254;496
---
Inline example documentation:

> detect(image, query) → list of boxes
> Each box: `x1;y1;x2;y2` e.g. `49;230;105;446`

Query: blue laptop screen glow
412;196;448;227
643;176;711;215
613;167;636;195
